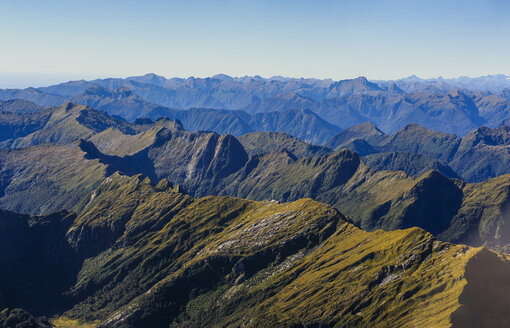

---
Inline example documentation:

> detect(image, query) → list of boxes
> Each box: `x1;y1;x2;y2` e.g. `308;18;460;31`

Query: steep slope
0;102;184;150
2;174;510;327
0;208;77;315
0;308;52;328
1;113;508;250
68;85;172;121
327;122;388;149
363;151;460;178
475;93;510;126
0;102;134;149
5;120;497;250
216;151;464;234
449;126;510;182
241;92;317;114
156;107;341;145
0;99;43;114
0;108;53;142
238;132;331;158
335;138;377;156
0;143;110;215
325;76;384;98
248;90;493;135
329;122;510;182
154;107;254;135
249;108;340;145
81;128;249;197
381;123;462;162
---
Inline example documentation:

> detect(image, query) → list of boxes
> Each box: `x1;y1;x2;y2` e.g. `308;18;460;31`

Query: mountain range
2;75;510;327
327;122;510;182
1;103;509;252
2;172;510;328
2;74;510;137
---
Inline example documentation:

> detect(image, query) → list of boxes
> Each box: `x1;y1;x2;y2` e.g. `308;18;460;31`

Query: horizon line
1;71;509;89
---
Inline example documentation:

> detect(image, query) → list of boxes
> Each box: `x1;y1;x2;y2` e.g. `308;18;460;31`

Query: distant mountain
0;99;43;114
241;92;316;114
378;74;510;93
0;87;66;106
3;74;510;137
364;151;460;179
67;85;172;121
327;121;387;148
0;103;508;249
449;126;510;181
335;138;377;156
75;127;509;250
328;122;510;182
148;107;341;145
242;89;504;135
37;73;338;109
0;86;341;144
5;73;510;327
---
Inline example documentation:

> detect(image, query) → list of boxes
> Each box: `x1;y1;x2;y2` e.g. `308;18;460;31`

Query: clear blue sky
0;0;509;87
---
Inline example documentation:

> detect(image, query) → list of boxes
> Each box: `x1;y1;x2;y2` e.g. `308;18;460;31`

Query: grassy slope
2;173;510;327
55;174;510;327
0;143;108;215
238;131;331;158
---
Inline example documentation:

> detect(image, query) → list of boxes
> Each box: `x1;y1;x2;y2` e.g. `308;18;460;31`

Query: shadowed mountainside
328;122;510;182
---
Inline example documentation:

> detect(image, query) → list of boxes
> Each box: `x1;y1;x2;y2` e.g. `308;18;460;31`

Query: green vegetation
328;122;510;182
363;151;460;178
2;173;510;327
1;107;509;251
238;131;331;158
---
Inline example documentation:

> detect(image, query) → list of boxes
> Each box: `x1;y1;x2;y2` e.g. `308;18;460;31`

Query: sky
0;0;509;87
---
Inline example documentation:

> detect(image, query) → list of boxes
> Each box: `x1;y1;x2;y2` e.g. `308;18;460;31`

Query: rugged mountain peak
462;125;510;147
59;101;85;112
206;134;249;180
401;169;463;234
327;121;387;149
363;151;460;179
400;122;425;132
336;137;377;156
387;124;461;162
326;76;382;98
356;121;384;132
392;123;458;141
153;117;184;131
387;82;404;94
126;73;167;86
